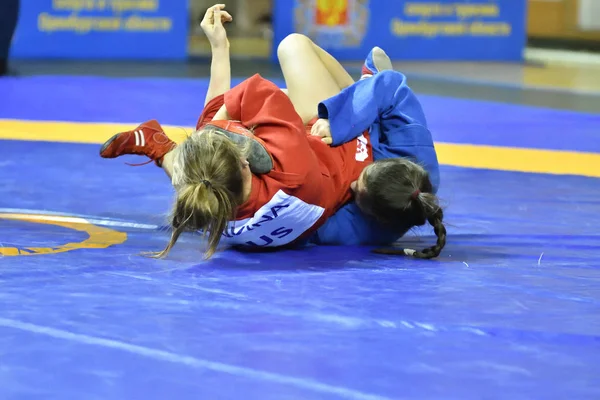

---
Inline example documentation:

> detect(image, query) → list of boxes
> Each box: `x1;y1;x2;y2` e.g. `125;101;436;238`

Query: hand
310;118;333;145
200;4;233;49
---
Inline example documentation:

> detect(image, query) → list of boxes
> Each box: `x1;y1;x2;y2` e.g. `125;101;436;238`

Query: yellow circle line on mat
0;213;127;256
1;119;599;178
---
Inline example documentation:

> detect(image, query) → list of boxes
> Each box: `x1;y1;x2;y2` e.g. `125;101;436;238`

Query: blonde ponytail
153;129;246;258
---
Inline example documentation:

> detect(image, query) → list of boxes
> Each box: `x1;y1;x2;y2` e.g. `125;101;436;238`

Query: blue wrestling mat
1;75;599;399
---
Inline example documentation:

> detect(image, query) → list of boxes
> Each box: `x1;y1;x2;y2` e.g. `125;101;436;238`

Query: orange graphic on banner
315;0;349;26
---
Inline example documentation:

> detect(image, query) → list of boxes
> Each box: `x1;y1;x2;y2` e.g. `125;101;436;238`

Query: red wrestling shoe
99;119;176;166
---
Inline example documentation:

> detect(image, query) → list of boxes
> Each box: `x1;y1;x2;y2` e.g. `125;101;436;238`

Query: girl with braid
277;31;446;258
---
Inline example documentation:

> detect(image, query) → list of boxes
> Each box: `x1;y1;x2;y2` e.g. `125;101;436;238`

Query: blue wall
10;0;187;59
273;0;527;61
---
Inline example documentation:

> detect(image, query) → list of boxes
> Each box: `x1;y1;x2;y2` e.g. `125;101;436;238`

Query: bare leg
277;33;354;124
161;150;175;180
309;41;355;90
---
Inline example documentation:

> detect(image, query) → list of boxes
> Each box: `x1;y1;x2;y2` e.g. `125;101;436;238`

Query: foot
99;119;175;166
361;46;393;80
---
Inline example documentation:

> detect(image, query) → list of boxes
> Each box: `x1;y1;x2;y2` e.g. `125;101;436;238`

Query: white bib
222;190;325;247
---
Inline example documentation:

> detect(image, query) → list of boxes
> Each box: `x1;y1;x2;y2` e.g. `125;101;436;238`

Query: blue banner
273;0;527;61
10;0;187;59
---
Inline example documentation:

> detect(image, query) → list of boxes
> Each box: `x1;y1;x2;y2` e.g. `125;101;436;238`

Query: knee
277;33;311;59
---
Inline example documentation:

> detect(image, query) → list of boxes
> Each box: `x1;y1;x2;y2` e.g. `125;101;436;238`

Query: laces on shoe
125;159;154;167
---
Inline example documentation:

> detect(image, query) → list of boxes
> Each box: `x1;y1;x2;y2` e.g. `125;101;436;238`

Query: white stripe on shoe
139;130;145;146
134;130;140;146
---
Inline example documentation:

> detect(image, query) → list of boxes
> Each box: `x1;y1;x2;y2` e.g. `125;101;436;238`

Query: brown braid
359;158;447;259
372;208;446;259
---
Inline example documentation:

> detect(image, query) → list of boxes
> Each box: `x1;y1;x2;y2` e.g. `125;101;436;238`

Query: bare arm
200;4;233;106
205;46;231;106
